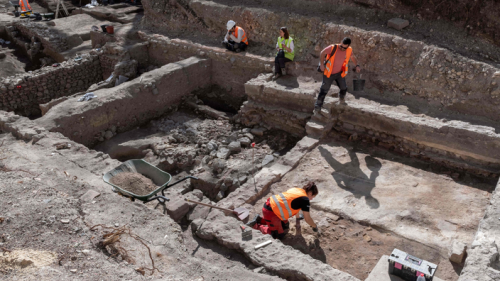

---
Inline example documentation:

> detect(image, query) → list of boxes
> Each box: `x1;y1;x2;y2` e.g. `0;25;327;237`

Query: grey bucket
353;74;365;91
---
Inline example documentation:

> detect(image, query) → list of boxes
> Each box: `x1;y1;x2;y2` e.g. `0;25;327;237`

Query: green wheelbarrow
103;159;198;204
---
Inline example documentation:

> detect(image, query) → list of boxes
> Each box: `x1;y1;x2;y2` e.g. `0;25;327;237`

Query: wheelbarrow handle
184;198;234;212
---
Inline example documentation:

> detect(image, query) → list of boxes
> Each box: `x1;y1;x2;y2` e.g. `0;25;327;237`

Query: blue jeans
315;71;347;108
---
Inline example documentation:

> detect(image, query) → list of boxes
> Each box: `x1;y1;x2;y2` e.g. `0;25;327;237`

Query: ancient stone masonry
0;54;102;117
36;57;212;147
138;32;273;110
243;74;500;178
144;0;500;123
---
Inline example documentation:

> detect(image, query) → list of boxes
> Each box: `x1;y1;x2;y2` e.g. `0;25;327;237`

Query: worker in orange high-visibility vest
314;37;361;112
19;0;32;14
222;20;248;53
246;182;319;239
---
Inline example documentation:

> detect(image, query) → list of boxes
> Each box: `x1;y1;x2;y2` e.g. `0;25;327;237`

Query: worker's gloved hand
312;227;321;235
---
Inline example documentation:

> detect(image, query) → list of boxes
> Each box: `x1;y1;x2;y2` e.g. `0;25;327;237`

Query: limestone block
216;147;230;159
166;199;190;222
388;18;410;31
449;240;467;264
80;190;101;202
228;141;241;153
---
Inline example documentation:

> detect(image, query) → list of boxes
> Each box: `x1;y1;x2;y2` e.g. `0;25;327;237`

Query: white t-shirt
276;37;294;53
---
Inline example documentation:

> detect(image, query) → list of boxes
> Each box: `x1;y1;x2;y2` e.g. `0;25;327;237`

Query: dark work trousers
275;50;292;74
314;71;347;108
224;40;247;52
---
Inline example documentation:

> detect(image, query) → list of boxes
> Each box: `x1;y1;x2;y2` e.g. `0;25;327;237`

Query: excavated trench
2;2;500;278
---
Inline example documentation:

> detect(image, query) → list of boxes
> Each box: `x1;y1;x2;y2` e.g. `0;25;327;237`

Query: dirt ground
251;134;496;281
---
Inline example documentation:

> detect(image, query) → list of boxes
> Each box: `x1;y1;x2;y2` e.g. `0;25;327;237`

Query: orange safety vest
270;188;307;221
19;0;32;12
232;26;248;45
324;44;352;78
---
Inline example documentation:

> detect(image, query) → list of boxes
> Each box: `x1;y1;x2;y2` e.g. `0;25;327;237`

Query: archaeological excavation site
2;0;500;280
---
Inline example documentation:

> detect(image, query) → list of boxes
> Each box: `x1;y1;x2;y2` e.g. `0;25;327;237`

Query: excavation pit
250;138;496;280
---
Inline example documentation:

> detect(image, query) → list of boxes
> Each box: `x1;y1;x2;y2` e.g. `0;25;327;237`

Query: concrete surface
366;255;444;281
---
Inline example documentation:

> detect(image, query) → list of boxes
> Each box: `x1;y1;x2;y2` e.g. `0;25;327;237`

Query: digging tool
184;199;249;221
240;225;252;241
251;142;257;191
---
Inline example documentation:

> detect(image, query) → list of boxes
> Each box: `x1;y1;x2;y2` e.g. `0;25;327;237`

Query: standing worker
246;182;320;239
222;20;248;53
19;0;32;15
313;37;361;113
273;27;294;80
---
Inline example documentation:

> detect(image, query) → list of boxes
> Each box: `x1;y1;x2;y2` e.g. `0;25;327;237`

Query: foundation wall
143;0;500;124
138;32;272;109
35;57;212;147
0;55;103;117
244;75;500;176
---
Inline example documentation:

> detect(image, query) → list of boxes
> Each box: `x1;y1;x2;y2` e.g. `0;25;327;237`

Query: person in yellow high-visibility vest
19;0;32;14
247;182;319;239
273;27;294;80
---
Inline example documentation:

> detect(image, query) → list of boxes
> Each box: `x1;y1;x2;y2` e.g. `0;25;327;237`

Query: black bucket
353;74;365;91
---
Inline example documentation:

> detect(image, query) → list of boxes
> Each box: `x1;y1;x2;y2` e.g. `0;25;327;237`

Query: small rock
104;130;113;140
206;141;218;152
364;235;372;242
70;269;77;273
365;227;372;231
261;155;274;166
238;137;251;146
449;240;467;264
61;219;70;224
216;190;224;201
228;141;241;153
339;225;346;229
80;190;101;202
251;127;266;136
114;223;119;227
387;18;410;30
216;147;231;159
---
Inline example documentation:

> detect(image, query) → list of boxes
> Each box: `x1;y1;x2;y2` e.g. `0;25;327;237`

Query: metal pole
252;142;257;191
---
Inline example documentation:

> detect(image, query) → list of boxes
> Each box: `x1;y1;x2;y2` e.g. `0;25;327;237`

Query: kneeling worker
246;182;319;239
222;20;248;53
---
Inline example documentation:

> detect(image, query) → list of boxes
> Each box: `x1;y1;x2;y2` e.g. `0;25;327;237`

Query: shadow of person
275;76;300;89
319;146;382;209
281;231;327;263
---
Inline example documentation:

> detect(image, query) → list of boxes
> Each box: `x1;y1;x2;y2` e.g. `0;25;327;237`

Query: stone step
305;120;326;138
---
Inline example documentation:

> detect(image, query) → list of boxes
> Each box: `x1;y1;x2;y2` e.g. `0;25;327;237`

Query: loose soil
110;172;159;196
282;212;462;281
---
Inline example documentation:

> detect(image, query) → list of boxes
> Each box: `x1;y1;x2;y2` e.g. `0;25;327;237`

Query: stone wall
458;178;500;280
143;0;500;125
0;54;102;117
35;57;212;147
138;31;273;110
243;74;500;177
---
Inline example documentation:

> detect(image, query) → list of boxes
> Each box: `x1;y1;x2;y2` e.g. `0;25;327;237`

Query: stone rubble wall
458;178;500;281
243;75;500;177
0;54;103;117
35;57;212;147
144;0;500;123
138;31;273;110
240;74;320;137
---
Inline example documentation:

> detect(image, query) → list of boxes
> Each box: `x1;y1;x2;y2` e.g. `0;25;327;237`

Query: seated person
222;20;248;53
273;26;294;80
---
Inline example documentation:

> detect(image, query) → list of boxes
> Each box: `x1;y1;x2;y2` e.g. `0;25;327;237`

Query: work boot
272;73;282;81
313;106;321;115
235;48;242;53
246;215;262;228
338;97;347;105
281;68;286;76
